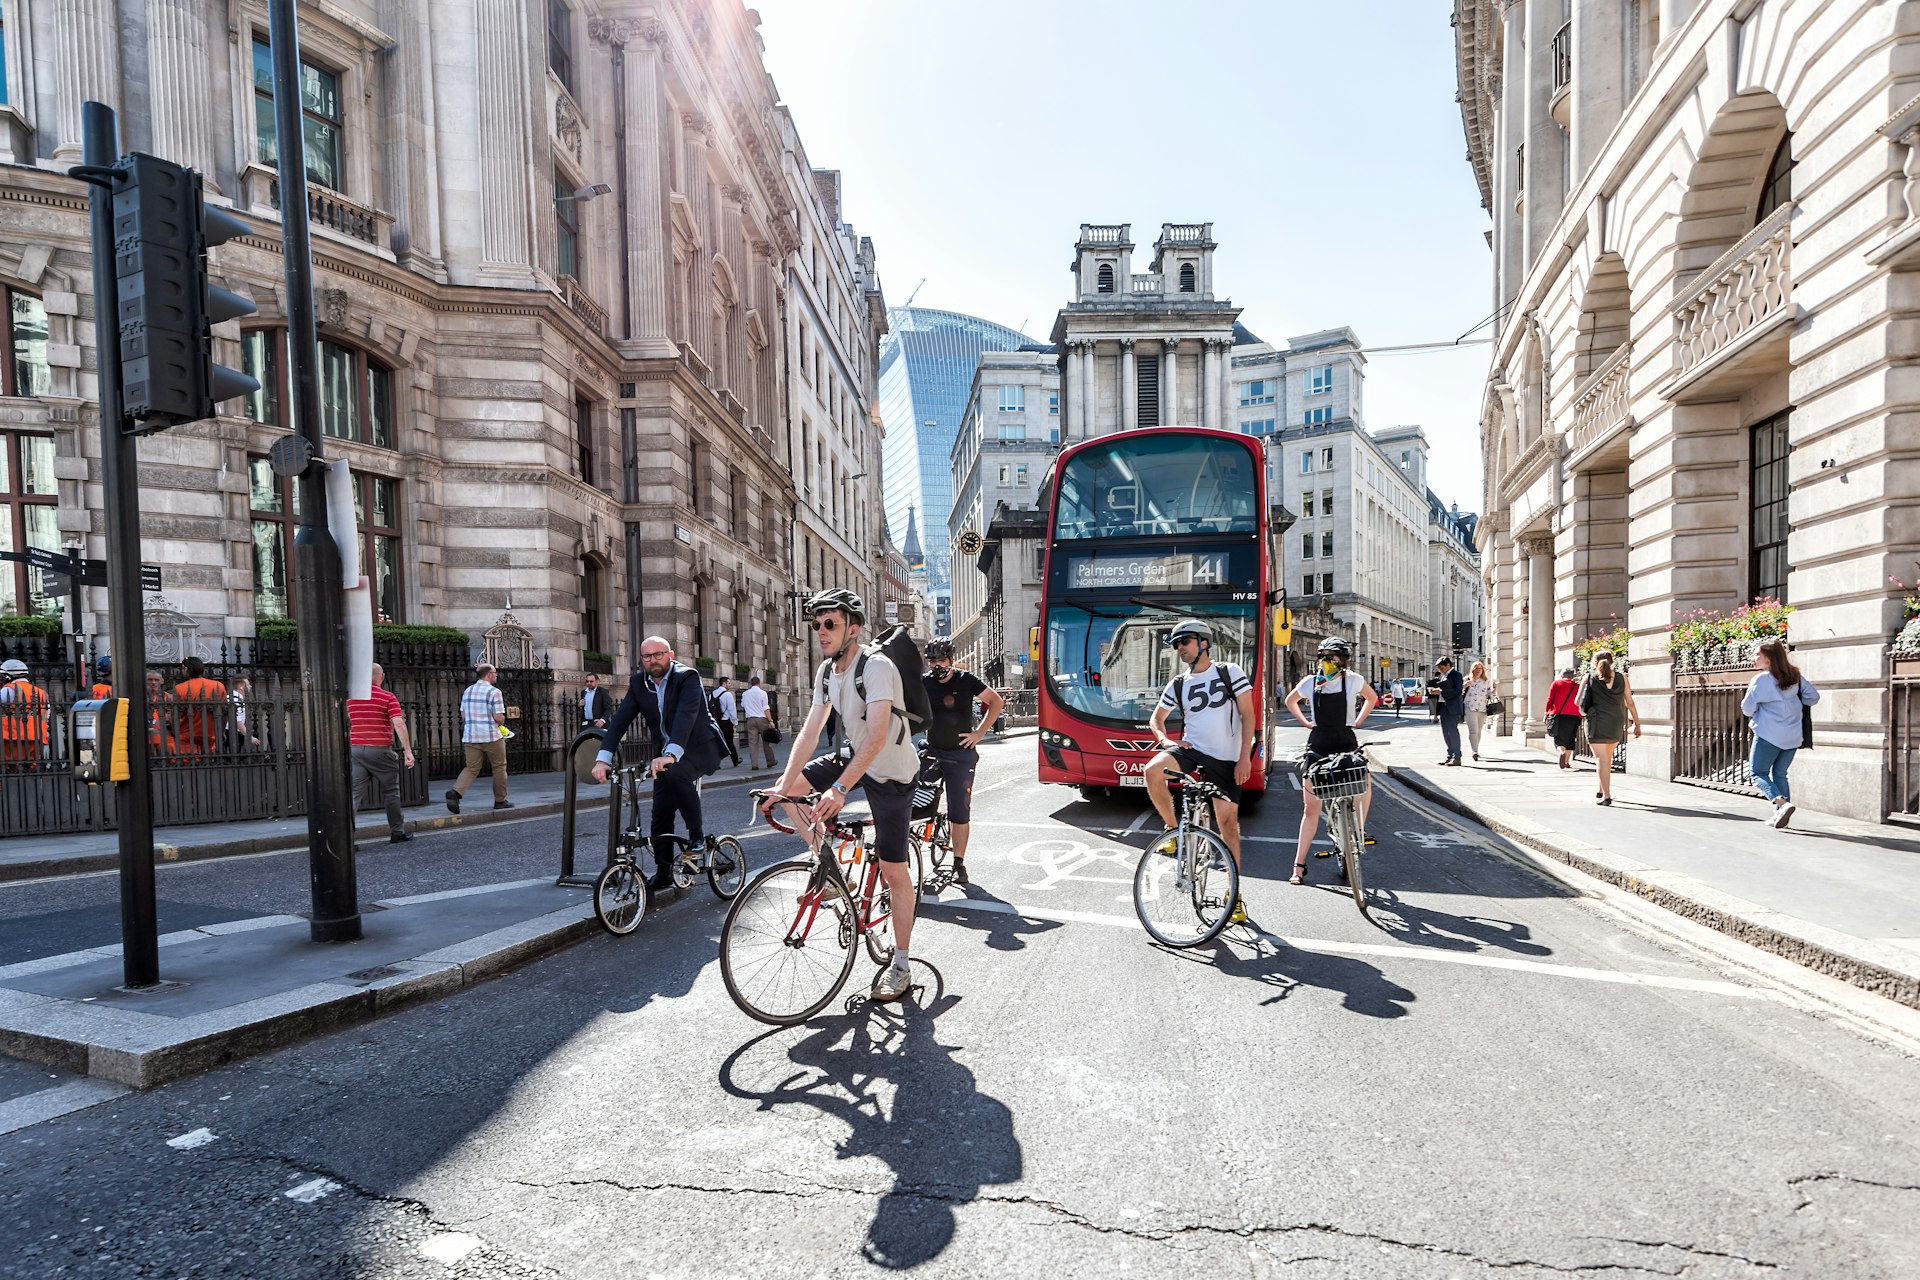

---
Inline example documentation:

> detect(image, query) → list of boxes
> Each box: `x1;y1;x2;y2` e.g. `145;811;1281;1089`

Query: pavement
3;730;1916;1276
1372;729;1920;1011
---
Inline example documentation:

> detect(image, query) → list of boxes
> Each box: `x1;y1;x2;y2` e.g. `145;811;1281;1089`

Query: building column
1081;340;1098;436
1161;340;1178;426
602;20;675;354
1219;338;1234;431
146;0;213;178
53;0;121;163
1120;339;1137;432
1065;342;1083;437
1571;0;1626;175
1521;532;1555;739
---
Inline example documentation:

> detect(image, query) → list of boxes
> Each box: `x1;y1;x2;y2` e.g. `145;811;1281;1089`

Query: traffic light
111;153;257;432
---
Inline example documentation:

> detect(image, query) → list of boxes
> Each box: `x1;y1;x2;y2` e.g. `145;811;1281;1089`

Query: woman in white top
1461;661;1498;761
1281;636;1380;886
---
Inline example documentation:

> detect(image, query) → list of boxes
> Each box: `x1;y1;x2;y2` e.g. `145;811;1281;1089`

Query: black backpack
815;625;931;741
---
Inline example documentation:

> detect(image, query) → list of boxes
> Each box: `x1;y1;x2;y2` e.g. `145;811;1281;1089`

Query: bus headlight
1039;729;1079;752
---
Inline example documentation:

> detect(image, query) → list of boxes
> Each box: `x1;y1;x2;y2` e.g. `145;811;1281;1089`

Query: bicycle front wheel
720;860;857;1025
593;858;649;937
1133;826;1239;949
706;835;748;900
1340;803;1368;914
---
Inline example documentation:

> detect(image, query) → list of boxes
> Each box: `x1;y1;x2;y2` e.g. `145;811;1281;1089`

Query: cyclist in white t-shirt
1282;636;1381;886
1144;618;1256;923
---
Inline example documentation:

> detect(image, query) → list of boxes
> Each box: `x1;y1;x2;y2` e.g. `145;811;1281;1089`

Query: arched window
241;329;397;448
1755;133;1792;226
1096;263;1114;293
1178;263;1196;293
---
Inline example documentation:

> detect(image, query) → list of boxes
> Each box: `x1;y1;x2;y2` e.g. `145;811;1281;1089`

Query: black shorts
801;754;913;864
923;747;979;823
1166;745;1241;805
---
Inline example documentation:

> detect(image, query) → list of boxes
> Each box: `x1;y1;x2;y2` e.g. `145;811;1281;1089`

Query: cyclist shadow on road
1166;931;1417;1019
718;963;1020;1271
915;886;1066;952
1360;890;1552;956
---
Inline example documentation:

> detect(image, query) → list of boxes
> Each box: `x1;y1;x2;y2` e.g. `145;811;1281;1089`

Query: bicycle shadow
717;963;1019;1270
914;885;1066;952
1158;930;1417;1019
1357;889;1552;955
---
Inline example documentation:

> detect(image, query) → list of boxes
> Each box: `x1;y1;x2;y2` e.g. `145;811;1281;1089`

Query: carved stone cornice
589;16;668;55
682;111;711;137
1518;533;1555;558
720;184;751;206
1119;338;1136;352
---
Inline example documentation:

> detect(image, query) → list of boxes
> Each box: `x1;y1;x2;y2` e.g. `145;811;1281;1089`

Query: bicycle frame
760;799;892;947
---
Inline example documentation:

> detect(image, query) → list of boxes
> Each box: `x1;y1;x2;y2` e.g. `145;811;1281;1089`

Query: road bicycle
718;789;905;1025
1301;745;1376;917
592;764;749;936
1132;772;1241;948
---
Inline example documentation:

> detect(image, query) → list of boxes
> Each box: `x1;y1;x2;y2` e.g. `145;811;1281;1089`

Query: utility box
71;697;125;784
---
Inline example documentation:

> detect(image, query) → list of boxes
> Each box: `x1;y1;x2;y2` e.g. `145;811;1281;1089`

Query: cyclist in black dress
1282;636;1380;885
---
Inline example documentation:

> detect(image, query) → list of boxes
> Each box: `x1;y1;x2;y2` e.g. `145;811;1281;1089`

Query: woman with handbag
1740;639;1820;829
1462;661;1500;761
1582;652;1640;805
1544;667;1582;769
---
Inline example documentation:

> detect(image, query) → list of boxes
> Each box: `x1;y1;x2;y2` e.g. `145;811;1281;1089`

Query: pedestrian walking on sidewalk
579;673;611;730
712;678;741;767
1432;658;1466;765
1741;639;1820;830
447;663;509;814
741;674;776;769
1545;667;1583;769
1462;661;1498;761
1581;652;1640;805
349;663;417;843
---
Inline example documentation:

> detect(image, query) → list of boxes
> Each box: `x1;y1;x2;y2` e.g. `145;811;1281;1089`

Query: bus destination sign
1062;549;1232;591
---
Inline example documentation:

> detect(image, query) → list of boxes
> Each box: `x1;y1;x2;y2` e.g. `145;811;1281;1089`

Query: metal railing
1550;22;1572;94
1893;661;1920;815
1672;672;1759;795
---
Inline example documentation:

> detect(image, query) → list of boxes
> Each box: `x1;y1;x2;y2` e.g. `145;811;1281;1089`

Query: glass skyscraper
877;308;1038;633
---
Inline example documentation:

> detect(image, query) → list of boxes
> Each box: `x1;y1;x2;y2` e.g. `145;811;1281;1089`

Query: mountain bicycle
718;789;904;1025
1301;745;1376;917
1132;772;1241;948
592;764;749;936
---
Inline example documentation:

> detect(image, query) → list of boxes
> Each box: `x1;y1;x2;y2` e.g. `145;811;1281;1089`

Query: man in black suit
579;673;611;730
591;635;729;889
1432;657;1466;765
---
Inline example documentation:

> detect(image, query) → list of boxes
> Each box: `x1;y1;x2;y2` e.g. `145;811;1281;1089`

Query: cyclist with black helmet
921;639;1005;885
1144;618;1256;922
1283;636;1381;885
767;588;923;1002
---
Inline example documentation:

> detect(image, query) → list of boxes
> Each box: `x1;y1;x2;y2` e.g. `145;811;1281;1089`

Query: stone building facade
0;0;880;689
1455;0;1919;819
948;348;1060;682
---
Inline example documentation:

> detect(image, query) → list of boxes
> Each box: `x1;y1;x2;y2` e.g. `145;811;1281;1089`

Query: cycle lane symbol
1393;830;1483;851
1004;838;1136;895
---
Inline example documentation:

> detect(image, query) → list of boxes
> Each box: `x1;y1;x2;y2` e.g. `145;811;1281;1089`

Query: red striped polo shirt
347;687;403;746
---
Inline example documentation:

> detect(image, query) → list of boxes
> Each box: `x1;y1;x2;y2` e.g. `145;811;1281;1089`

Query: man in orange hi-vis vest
0;658;49;765
172;656;229;761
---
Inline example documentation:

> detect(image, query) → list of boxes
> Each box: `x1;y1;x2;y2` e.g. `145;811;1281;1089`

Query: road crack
508;1174;1757;1273
1787;1170;1920;1212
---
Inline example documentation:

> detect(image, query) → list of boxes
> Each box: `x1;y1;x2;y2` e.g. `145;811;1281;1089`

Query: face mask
1320;659;1340;676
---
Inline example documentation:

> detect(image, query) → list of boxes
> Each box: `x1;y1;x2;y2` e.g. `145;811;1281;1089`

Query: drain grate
345;965;401;983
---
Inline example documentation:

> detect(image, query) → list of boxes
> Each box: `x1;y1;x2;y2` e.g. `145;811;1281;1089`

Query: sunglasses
1171;636;1199;647
810;618;842;633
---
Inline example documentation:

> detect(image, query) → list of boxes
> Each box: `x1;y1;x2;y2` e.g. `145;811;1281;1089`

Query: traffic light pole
270;0;360;943
80;101;160;988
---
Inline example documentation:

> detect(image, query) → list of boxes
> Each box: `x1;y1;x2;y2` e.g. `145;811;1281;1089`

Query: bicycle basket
1304;752;1370;799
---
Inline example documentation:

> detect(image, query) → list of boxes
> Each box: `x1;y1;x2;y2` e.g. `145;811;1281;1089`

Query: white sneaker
1773;802;1796;829
870;963;912;1003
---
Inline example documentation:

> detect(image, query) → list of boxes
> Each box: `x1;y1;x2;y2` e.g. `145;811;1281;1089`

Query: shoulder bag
1798;680;1813;750
1485;685;1505;717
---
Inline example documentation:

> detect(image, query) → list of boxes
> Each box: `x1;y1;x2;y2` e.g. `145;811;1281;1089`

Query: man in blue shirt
592;636;729;890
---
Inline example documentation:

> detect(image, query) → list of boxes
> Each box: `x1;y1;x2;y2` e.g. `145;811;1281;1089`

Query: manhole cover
345;966;401;983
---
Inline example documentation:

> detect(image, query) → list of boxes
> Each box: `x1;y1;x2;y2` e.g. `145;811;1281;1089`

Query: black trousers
649;761;706;881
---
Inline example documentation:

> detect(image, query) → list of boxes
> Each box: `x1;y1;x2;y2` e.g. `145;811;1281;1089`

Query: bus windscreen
1045;601;1257;728
1052;433;1259;541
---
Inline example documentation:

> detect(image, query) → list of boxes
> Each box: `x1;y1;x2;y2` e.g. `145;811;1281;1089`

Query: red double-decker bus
1035;426;1283;803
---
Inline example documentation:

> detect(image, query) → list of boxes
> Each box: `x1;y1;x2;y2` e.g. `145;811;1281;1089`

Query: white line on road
916;898;1775;999
1122;811;1153;835
284;1177;341;1203
167;1127;217;1149
970;776;1022;798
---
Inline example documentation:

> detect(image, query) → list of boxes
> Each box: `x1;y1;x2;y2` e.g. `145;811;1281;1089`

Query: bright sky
753;0;1494;511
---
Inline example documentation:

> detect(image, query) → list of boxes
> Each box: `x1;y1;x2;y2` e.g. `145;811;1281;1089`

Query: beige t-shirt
815;652;920;784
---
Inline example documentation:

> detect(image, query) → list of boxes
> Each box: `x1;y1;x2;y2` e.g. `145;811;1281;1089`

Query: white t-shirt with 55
1159;661;1252;762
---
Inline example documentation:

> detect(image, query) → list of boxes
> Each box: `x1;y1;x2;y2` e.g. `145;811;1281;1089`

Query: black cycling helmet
1317;636;1353;658
804;587;866;626
925;638;954;661
1165;619;1215;647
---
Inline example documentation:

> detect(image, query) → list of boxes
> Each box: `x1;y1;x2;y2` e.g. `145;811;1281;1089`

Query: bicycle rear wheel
720;860;857;1025
1133;826;1239;949
913;814;952;895
593;858;649;936
706;835;748;900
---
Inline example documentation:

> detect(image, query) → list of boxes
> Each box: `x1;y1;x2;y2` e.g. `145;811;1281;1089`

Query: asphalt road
4;725;1918;1278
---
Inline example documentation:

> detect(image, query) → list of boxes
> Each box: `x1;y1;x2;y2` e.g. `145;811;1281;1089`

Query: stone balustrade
1672;204;1792;381
1567;344;1630;462
678;342;712;387
1129;275;1162;294
240;164;393;252
556;274;608;337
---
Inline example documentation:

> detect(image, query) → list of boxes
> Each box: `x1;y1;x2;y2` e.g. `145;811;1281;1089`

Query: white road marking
970;776;1021;798
420;1232;485;1265
0;1079;129;1137
1004;839;1135;893
167;1127;216;1149
917;899;1775;1000
284;1177;340;1203
1287;773;1302;790
1123;811;1153;835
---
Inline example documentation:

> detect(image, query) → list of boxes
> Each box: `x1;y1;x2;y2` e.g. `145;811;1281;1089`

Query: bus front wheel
1079;785;1111;803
